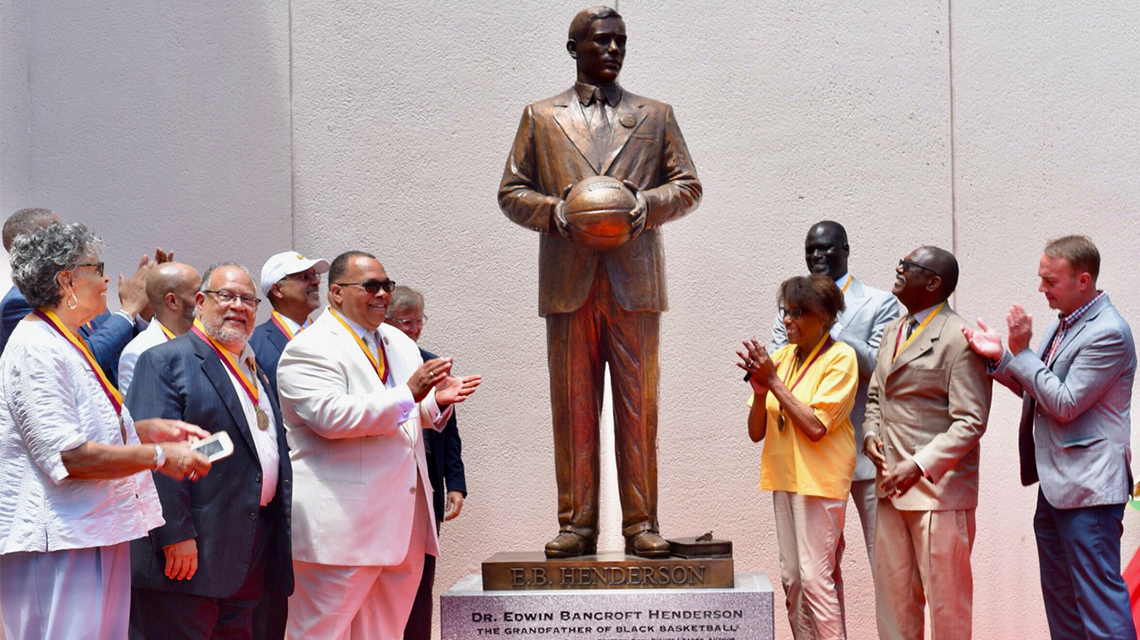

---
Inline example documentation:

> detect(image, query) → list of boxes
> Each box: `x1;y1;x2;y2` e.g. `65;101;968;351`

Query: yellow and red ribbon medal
191;319;269;430
328;308;390;384
35;308;127;442
270;311;298;341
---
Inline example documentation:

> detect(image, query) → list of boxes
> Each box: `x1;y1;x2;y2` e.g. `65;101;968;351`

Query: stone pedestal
441;572;774;640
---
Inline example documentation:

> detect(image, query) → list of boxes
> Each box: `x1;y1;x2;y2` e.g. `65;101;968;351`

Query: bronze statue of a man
498;6;702;558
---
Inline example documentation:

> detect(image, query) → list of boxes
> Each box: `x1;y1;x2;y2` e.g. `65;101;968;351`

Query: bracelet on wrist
152;444;166;471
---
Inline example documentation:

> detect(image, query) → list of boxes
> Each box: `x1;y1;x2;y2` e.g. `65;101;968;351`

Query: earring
66;293;78;309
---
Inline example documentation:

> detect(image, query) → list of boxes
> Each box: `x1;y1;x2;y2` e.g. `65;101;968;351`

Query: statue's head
567;6;625;86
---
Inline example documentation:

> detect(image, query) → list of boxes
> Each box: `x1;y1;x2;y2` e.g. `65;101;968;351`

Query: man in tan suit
498;6;702;557
863;246;992;640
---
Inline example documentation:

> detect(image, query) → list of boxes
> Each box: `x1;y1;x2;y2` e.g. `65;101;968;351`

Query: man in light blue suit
964;235;1135;640
770;220;900;561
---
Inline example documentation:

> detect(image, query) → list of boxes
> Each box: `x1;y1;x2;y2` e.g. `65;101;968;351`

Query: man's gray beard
200;314;250;350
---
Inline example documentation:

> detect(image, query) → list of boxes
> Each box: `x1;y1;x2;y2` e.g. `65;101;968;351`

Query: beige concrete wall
2;0;293;299
4;1;1140;639
0;0;29;288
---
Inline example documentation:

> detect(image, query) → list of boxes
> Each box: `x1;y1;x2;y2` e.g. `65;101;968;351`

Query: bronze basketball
562;176;637;251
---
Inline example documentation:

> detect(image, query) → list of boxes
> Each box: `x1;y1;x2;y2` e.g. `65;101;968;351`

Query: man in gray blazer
770;220;900;561
963;235;1135;640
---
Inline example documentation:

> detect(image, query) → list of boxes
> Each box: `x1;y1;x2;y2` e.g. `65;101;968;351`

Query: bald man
118;262;201;396
864;246;992;640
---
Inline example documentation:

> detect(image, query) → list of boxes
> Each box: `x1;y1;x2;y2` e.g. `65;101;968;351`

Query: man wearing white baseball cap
251;252;329;402
248;252;328;639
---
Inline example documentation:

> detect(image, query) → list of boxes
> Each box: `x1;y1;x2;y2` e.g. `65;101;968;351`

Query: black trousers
131;518;269;640
402;553;437;640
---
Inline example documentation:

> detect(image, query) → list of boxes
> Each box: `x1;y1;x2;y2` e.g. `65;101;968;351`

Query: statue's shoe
625;531;671;558
544;532;597;558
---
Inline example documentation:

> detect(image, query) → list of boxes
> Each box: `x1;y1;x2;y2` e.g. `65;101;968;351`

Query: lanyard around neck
328;308;389;384
892;301;946;362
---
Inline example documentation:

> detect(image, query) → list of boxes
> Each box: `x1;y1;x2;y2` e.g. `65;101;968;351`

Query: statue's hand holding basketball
622;179;648;239
554;183;574;238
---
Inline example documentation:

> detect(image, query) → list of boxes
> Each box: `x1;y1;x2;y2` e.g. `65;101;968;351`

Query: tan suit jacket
864;305;992;511
498;86;702;316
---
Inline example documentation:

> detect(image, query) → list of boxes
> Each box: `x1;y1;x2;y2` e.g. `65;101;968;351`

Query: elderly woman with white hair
0;222;211;640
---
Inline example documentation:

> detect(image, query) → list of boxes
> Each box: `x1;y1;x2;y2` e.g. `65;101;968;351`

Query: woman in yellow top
737;274;858;640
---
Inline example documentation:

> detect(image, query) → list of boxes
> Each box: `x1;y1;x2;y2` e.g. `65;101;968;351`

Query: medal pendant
777;414;786;431
256;408;269;431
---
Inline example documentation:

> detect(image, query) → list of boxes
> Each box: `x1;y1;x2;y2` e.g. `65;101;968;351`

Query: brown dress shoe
544;532;597;558
626;531;671;558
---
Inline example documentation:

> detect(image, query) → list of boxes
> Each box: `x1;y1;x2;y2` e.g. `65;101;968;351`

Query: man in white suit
964;235;1135;640
770;220;900;561
276;251;481;640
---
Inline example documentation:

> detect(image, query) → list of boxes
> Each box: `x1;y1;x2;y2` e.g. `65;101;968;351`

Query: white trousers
286;479;432;640
0;541;131;640
773;491;847;640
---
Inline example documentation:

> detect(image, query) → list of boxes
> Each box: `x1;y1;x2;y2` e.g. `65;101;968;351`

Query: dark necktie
589;88;613;166
906;317;918;339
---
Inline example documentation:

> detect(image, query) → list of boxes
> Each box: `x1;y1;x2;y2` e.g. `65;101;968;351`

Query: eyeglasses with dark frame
334;279;397;295
203;289;260;309
898;259;942;278
75;262;105;277
778;306;808;321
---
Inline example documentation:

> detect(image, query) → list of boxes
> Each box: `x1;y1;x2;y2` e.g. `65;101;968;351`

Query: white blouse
0;316;164;554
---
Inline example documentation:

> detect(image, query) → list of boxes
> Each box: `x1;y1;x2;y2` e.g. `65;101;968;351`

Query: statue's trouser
546;268;660;543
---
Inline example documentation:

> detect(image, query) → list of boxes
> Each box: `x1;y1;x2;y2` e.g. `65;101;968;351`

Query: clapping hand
409;358;453;402
435;372;482;406
736;338;777;395
962;318;1004;360
1006;304;1033;355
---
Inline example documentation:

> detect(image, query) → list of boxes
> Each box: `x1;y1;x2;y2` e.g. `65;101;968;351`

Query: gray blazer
990;294;1135;509
771;276;901;481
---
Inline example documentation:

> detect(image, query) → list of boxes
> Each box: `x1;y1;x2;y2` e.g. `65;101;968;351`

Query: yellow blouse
749;337;858;500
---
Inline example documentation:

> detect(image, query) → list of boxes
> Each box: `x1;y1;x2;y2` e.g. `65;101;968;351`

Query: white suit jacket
770;276;900;481
276;308;445;566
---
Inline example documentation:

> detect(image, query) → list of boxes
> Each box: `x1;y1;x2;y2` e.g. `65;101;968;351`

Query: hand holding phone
190;431;234;463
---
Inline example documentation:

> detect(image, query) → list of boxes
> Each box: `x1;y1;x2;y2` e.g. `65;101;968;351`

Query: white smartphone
190;430;234;463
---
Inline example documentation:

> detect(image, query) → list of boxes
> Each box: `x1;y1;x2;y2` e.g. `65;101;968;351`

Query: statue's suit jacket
990;294;1134;509
771;277;900;482
864;305;992;511
276;309;445;567
126;333;294;598
498;86;702;316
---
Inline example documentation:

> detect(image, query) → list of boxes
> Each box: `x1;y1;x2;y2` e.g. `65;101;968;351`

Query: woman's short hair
9;222;102;309
779;274;845;327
